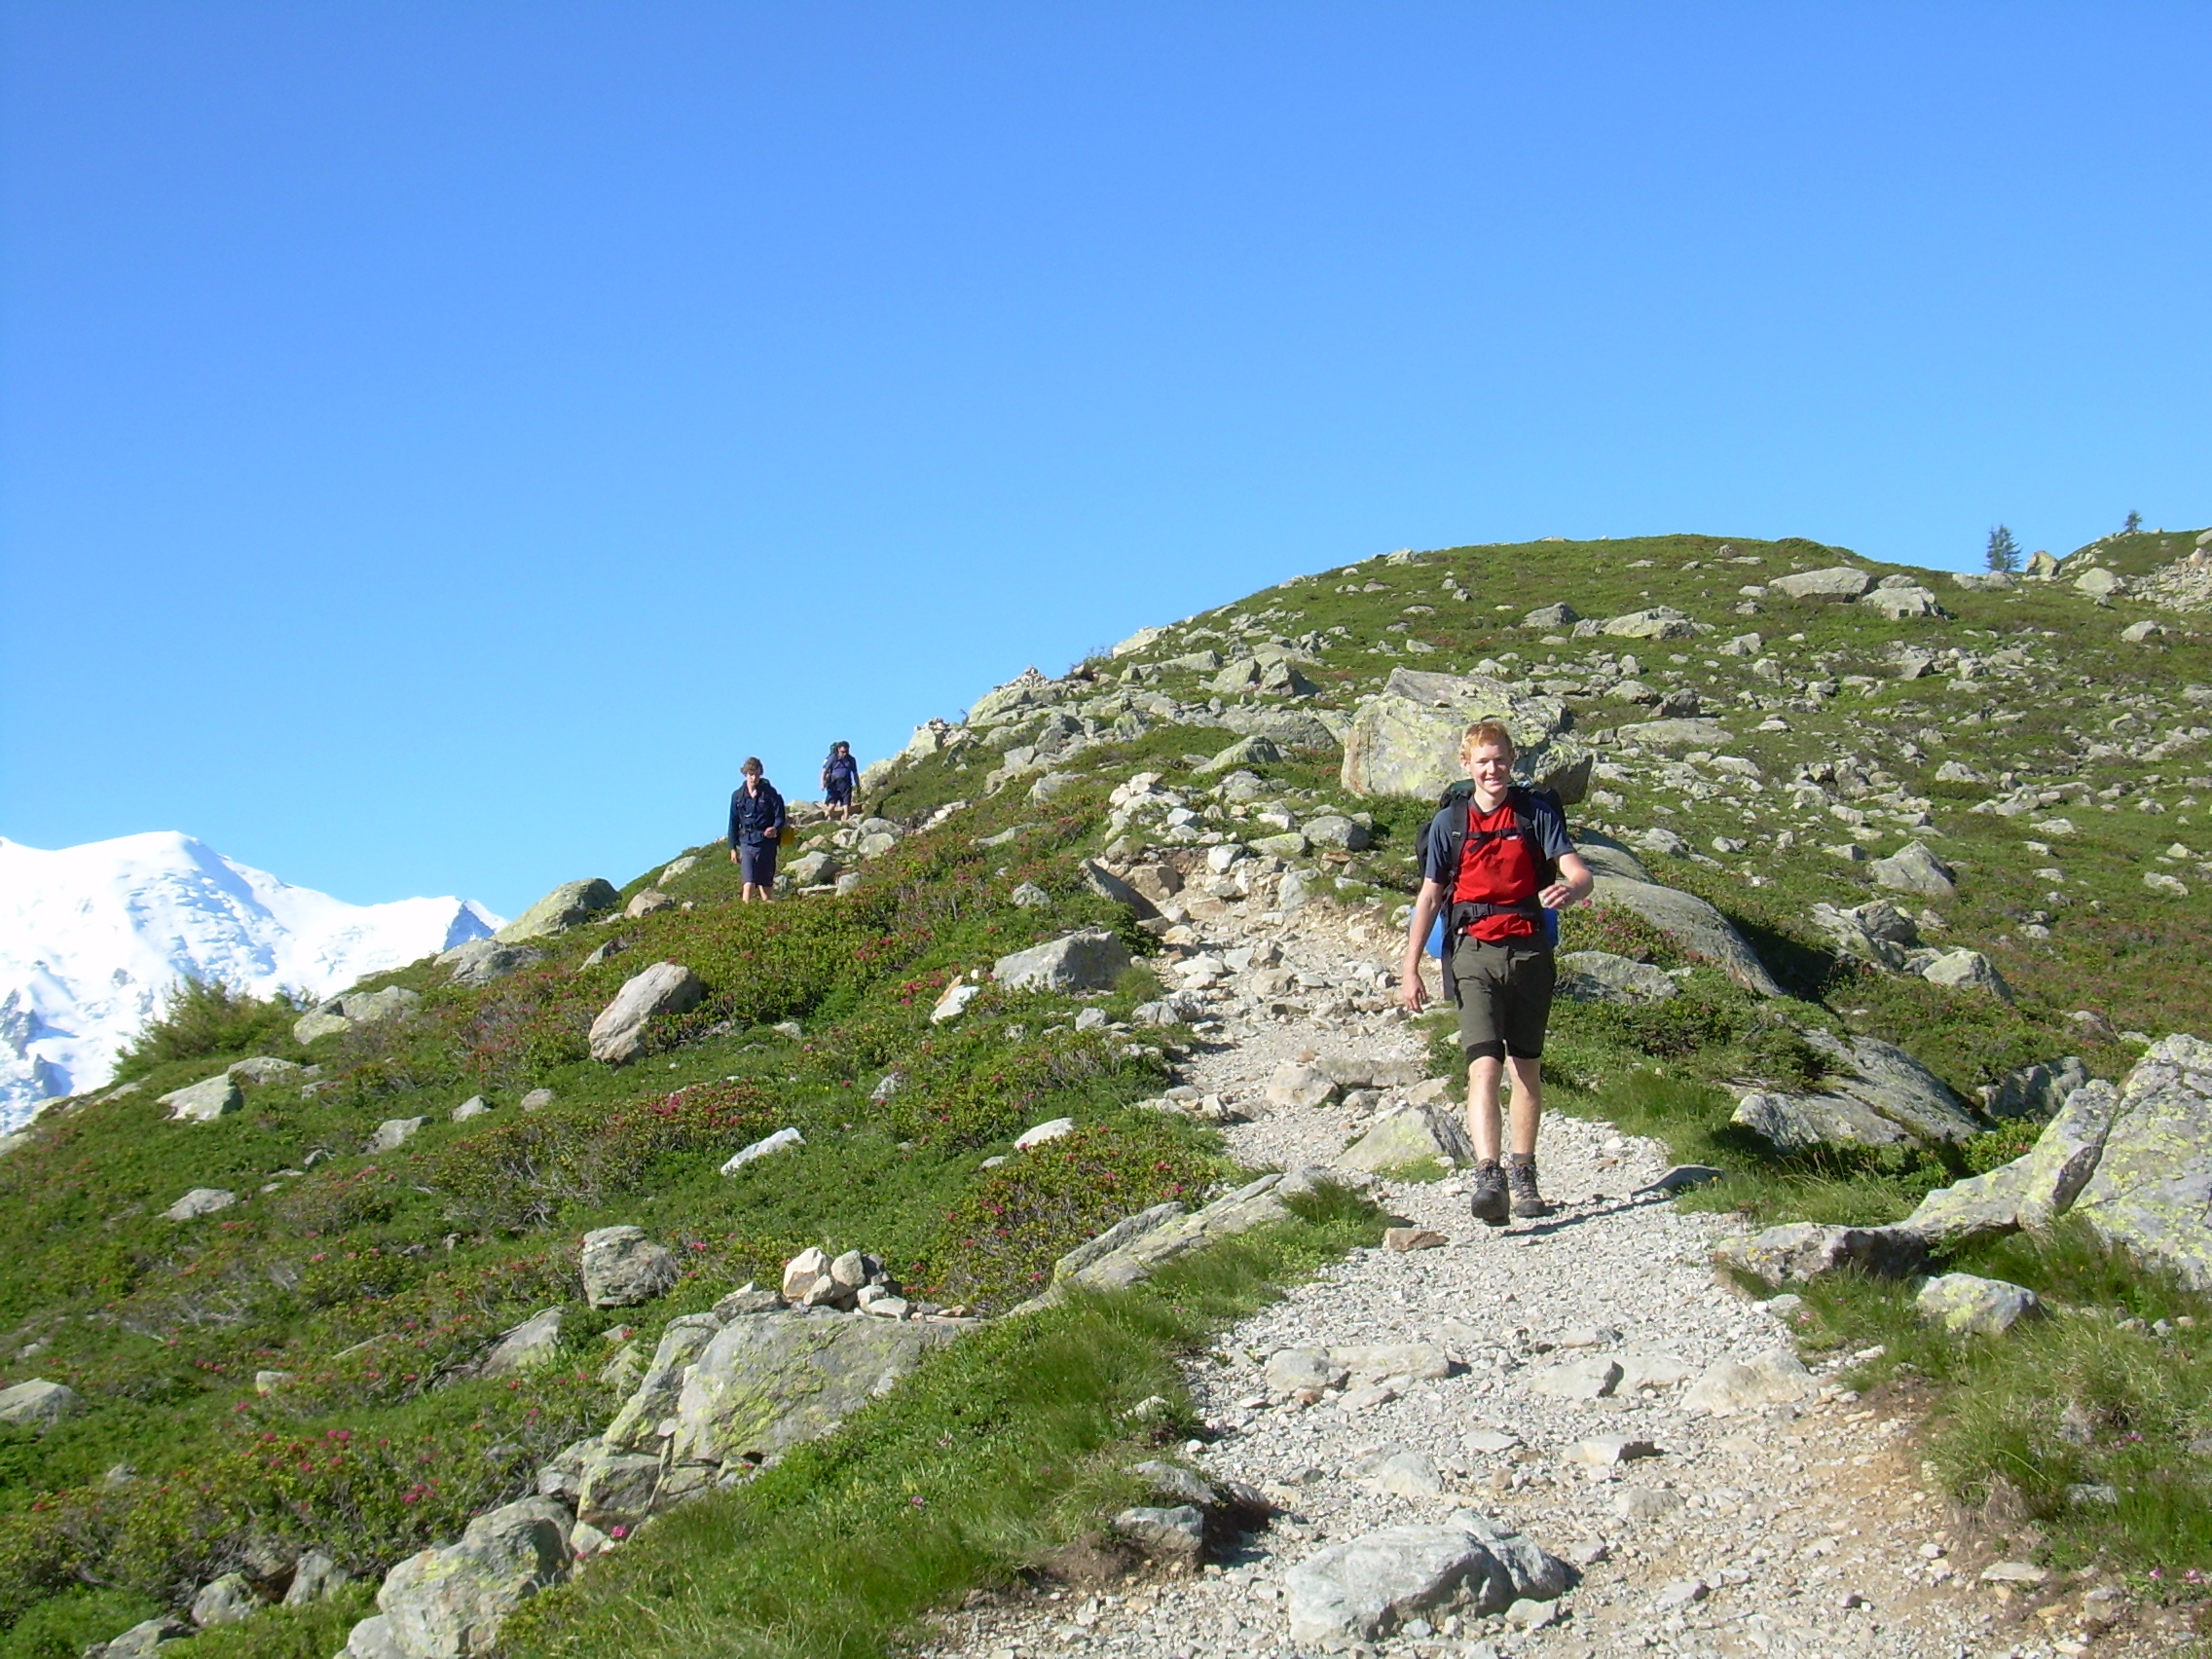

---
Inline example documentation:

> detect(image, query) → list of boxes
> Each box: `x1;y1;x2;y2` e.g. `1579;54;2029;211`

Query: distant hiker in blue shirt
727;757;788;903
822;742;860;823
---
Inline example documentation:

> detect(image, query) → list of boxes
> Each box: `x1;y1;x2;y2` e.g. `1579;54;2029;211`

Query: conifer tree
1985;525;2021;572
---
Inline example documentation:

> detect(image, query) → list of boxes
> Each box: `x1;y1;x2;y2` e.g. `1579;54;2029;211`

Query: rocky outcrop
669;1309;960;1466
2069;1035;2212;1290
493;878;619;943
1731;1030;1983;1150
992;928;1130;993
1712;1221;1928;1287
1583;872;1782;997
1340;669;1592;805
1769;566;1871;601
587;963;705;1063
475;1309;564;1379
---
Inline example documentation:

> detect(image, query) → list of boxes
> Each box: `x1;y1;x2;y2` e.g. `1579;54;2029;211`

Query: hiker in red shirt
1400;720;1594;1224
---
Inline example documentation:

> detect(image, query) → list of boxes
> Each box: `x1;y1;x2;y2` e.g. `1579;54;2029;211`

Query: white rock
1014;1117;1076;1151
720;1126;805;1174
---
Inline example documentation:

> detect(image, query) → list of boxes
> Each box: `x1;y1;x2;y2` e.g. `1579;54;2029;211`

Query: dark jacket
728;779;788;848
823;754;860;792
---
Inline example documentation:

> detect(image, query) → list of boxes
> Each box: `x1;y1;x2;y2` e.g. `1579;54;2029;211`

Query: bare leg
1505;1055;1543;1157
1465;1055;1503;1161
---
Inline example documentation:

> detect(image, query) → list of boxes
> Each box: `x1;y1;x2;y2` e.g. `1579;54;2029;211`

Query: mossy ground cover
6;525;2210;1650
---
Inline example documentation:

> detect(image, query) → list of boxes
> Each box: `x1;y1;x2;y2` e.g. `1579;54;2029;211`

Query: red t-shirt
1452;798;1543;942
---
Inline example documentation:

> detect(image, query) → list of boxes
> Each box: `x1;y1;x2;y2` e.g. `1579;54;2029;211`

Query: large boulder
494;879;619;943
579;1226;680;1308
1731;1030;1983;1150
670;1309;960;1466
1770;566;1872;601
1619;717;1732;751
0;1378;83;1432
1583;878;1782;997
992;928;1130;993
159;1074;243;1122
1602;607;1698;640
1340;669;1591;805
1340;1103;1477;1174
372;1496;571;1658
1922;948;2014;1003
2069;1035;2212;1290
1859;585;1948;619
587;963;706;1063
1284;1511;1571;1644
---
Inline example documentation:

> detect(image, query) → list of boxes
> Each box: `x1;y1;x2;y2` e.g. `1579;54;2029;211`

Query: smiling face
1463;740;1515;794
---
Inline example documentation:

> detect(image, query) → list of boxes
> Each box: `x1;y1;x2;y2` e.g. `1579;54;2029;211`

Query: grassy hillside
3;525;2209;1655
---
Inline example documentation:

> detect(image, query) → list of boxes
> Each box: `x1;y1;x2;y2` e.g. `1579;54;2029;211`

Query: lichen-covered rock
2069;1035;2212;1290
1871;841;1956;899
1981;1055;2090;1122
1921;947;2013;1002
439;940;544;988
1339;1103;1477;1174
1894;1077;2120;1249
373;1496;571;1658
587;962;705;1064
284;1549;350;1605
579;1226;679;1308
493;878;619;943
293;986;423;1048
575;1447;663;1530
191;1572;259;1627
1770;566;1871;601
669;1309;960;1467
1341;669;1591;805
1918;1273;2043;1337
602;1313;723;1453
163;1187;239;1220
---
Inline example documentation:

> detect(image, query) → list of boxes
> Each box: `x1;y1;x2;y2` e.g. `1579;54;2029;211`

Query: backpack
1422;780;1562;962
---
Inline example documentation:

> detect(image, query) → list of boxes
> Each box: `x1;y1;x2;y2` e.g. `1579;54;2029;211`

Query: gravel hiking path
918;907;2168;1659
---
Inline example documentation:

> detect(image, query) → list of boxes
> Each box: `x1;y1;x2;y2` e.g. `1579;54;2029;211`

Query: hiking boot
1505;1153;1555;1219
1469;1160;1509;1226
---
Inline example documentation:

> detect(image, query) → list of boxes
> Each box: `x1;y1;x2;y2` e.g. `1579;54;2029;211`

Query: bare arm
1542;851;1595;911
1399;876;1447;1014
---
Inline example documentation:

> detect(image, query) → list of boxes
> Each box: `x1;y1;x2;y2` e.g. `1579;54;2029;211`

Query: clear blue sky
4;4;2207;916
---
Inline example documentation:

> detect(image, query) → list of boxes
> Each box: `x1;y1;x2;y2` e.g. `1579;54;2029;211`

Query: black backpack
1425;779;1562;944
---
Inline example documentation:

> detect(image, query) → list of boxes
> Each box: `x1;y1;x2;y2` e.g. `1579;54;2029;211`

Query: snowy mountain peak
0;832;501;1127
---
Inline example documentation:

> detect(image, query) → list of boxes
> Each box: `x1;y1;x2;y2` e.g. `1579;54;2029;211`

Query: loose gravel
916;902;2168;1659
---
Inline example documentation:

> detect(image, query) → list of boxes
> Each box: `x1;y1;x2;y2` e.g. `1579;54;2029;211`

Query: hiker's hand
1540;880;1579;909
729;849;738;864
1399;962;1427;1014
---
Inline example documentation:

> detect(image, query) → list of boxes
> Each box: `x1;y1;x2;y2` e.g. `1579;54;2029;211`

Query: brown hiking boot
1469;1160;1509;1226
1505;1153;1555;1219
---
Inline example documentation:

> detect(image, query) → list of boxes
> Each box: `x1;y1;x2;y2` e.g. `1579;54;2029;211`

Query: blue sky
3;3;2207;917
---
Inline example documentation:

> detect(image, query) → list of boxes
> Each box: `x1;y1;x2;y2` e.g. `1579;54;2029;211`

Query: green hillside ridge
3;527;2210;1658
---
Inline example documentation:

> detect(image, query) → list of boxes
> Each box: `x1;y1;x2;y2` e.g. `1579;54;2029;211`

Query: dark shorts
739;841;778;886
826;784;853;806
1450;935;1556;1060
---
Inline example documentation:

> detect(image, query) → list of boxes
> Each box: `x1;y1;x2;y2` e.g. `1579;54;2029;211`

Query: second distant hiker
728;756;788;903
822;741;861;823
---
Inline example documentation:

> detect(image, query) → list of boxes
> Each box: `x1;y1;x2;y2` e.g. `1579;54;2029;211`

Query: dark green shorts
1450;936;1556;1060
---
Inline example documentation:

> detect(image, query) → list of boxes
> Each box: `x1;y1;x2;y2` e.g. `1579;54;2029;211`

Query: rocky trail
919;903;2166;1659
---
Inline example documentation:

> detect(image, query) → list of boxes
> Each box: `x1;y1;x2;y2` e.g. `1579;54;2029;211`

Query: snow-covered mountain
0;832;502;1127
